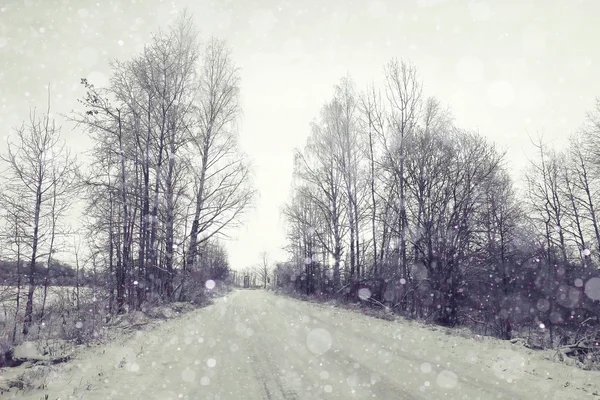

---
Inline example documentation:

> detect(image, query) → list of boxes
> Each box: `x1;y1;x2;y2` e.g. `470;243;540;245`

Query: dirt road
12;289;599;399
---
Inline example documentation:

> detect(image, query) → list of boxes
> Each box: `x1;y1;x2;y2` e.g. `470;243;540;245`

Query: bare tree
294;110;348;290
477;170;527;339
75;78;133;314
0;199;26;343
283;185;322;295
524;137;570;345
359;85;383;278
39;159;78;328
328;77;364;280
1;92;78;335
568;135;600;258
182;37;254;300
257;251;270;289
382;59;422;296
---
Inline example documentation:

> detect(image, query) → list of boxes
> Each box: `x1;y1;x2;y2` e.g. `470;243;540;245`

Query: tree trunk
183;135;210;300
117;112;129;315
23;166;43;336
148;128;165;299
108;190;115;315
164;136;176;299
138;121;150;309
399;165;408;310
369;128;378;277
12;252;22;343
75;252;80;311
354;198;361;279
39;182;58;330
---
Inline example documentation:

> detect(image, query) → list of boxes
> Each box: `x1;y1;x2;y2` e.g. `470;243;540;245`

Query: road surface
14;289;597;399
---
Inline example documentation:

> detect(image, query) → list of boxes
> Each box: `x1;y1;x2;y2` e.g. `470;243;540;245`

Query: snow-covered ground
4;289;600;399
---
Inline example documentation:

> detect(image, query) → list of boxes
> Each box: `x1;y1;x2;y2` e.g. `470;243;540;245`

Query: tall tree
327;77;363;280
294;113;348;290
382;59;422;293
183;37;254;299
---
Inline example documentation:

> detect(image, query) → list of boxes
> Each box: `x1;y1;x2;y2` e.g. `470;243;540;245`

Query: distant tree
257;251;270;289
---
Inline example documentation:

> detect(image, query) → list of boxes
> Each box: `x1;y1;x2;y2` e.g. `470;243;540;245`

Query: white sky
1;0;599;270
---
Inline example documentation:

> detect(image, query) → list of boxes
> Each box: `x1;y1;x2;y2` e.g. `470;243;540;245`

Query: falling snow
205;279;216;290
1;0;600;399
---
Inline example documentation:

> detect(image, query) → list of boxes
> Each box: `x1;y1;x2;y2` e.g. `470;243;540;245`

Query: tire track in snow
243;291;301;400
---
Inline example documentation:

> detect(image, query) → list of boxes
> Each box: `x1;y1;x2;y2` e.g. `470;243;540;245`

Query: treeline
0;11;251;340
232;252;271;289
280;61;600;348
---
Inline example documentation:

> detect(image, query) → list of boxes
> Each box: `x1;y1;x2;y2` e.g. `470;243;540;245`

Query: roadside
0;282;232;396
273;289;600;398
274;288;600;374
10;289;600;400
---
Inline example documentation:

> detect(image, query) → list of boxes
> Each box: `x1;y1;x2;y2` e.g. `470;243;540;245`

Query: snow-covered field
4;289;600;399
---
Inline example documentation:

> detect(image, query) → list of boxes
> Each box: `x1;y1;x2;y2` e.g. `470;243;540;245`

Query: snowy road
15;289;600;399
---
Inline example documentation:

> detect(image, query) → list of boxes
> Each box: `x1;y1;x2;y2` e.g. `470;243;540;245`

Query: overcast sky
1;0;599;270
